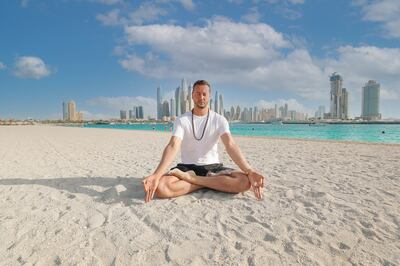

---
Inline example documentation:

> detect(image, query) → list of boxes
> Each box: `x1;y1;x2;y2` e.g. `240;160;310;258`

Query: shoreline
67;124;400;146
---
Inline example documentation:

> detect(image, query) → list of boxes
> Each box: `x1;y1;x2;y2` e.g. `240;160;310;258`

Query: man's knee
231;172;251;193
155;177;174;198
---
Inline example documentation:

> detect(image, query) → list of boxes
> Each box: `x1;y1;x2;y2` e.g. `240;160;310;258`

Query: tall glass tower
157;86;162;120
362;80;381;120
330;72;348;119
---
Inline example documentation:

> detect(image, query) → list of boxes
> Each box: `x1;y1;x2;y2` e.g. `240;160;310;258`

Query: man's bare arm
220;133;265;199
220;133;252;173
152;136;182;177
142;136;181;202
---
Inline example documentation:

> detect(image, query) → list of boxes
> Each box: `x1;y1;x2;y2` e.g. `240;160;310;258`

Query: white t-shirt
172;110;230;165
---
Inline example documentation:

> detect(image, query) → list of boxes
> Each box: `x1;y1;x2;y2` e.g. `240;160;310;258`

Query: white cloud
129;3;167;25
86;96;157;118
99;13;400;117
0;61;6;70
358;0;400;38
13;56;53;79
122;18;290;76
179;0;195;11
96;9;126;26
241;7;261;23
119;19;331;99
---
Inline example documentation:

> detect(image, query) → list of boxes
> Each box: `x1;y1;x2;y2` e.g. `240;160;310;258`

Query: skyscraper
188;83;194;110
129;109;136;119
236;105;241;120
162;100;170;118
157;86;162;120
362;80;381;120
219;93;224;115
67;100;76;121
175;87;181;117
136;106;144;119
170;98;175;117
315;105;325;119
214;91;219;114
120;110;127;120
180;79;189;114
330;72;348;119
62;102;68;121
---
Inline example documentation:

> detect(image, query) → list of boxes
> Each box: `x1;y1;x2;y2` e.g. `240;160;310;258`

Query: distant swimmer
382;130;385;134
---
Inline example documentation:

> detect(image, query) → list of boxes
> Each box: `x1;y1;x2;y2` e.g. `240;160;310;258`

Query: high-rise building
129;109;136;119
253;106;258;121
315;105;325;119
136;106;144;119
235;105;241;120
157;86;162;120
284;103;288;118
188;83;194;110
175;87;181;117
170;98;175;117
230;106;235;121
214;91;219;114
162;100;170;118
62;102;68;121
219;93;224;115
67;100;76;121
329;72;348;119
362;80;381;120
120;110;127;120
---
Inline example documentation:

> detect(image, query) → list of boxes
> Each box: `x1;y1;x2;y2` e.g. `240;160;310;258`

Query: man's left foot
169;169;197;182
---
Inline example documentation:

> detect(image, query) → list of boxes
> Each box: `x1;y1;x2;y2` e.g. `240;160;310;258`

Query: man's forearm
226;143;252;173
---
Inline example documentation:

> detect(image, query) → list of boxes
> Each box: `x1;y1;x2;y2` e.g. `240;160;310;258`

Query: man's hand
247;171;265;200
142;174;160;203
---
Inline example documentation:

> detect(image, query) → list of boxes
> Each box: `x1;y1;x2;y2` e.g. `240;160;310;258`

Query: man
143;80;265;203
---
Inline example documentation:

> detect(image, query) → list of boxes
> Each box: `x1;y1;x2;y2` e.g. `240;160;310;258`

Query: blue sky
1;0;400;119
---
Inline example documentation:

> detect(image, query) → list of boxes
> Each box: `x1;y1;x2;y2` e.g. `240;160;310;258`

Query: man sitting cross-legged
142;80;265;203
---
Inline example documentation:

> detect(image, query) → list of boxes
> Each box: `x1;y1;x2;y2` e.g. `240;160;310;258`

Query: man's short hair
193;80;211;93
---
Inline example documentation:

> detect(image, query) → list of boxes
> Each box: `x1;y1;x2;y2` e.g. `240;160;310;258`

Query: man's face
192;84;210;109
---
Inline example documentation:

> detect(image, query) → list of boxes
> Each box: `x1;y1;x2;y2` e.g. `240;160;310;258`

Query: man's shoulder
211;111;228;122
175;112;191;123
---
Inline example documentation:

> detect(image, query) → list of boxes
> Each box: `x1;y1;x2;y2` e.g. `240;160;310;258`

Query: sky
1;0;400;120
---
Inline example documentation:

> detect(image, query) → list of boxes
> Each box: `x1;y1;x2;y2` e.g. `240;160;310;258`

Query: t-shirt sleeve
218;116;230;136
172;118;185;139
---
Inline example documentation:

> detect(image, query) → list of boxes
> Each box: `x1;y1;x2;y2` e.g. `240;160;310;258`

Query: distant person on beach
142;80;265;202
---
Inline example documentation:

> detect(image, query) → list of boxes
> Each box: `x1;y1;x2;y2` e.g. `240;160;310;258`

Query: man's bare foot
169;169;197;183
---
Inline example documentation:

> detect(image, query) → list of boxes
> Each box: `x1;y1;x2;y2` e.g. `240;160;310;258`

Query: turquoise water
83;123;400;144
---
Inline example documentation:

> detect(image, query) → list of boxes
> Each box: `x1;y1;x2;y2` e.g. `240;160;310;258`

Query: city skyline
1;1;400;120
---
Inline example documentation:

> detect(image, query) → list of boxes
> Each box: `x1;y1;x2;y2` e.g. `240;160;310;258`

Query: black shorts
171;163;235;177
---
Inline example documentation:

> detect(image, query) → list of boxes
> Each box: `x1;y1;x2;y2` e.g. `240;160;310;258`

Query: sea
83;123;400;144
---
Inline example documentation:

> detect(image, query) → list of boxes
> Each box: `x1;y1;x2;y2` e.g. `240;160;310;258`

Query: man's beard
195;102;207;109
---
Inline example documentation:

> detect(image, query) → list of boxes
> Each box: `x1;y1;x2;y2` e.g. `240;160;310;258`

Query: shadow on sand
0;176;146;206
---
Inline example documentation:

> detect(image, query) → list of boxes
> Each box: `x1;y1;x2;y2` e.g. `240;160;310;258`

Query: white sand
0;125;399;265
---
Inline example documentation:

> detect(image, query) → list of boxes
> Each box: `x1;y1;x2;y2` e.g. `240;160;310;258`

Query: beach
0;125;399;265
